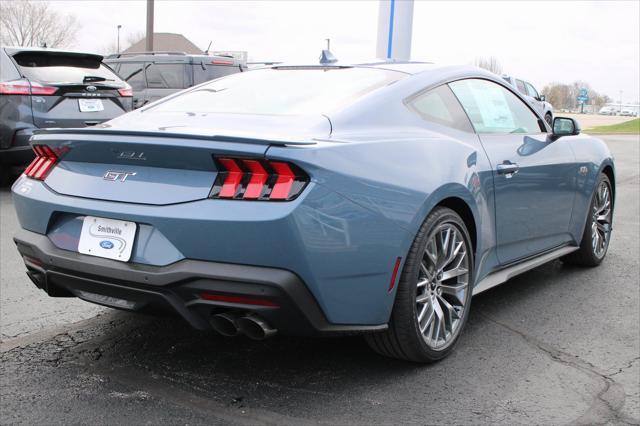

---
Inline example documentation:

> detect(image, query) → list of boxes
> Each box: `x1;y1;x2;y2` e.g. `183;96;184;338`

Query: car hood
98;110;332;143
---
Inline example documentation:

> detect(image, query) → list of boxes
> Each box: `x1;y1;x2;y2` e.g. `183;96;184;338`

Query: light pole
117;25;122;53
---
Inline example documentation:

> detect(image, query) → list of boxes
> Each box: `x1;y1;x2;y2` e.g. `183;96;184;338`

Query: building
123;33;202;54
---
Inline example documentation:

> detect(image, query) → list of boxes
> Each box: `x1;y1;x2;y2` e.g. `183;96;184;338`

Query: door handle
497;161;519;178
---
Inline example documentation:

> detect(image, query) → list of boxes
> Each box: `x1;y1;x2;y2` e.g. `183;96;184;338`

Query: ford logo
86;85;97;92
100;240;114;250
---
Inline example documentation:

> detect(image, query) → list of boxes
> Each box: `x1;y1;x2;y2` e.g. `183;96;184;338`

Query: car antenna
204;41;212;55
319;39;337;65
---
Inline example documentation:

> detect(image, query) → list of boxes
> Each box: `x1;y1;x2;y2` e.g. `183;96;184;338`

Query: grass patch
585;118;640;134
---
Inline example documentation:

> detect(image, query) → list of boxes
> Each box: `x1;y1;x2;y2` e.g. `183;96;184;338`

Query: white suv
502;75;554;126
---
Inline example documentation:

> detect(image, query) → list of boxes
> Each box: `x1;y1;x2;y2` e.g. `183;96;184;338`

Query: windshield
12;52;122;86
149;67;404;115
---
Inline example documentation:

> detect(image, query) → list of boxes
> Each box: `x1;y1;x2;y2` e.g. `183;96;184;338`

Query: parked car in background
619;108;637;117
598;106;618;115
104;52;245;109
502;75;554;125
12;61;615;363
0;47;133;183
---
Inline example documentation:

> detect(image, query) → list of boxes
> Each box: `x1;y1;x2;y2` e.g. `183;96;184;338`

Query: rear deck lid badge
103;171;137;182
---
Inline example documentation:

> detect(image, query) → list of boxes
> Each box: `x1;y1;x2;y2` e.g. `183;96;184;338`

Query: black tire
365;207;474;363
545;112;553;127
562;173;613;266
0;166;11;187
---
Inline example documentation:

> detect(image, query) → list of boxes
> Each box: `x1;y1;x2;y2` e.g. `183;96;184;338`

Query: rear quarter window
406;84;474;133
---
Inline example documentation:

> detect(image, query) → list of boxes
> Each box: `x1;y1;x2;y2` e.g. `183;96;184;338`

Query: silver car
503;75;554;125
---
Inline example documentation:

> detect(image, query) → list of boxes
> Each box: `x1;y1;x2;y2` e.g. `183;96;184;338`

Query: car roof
268;60;483;77
104;52;242;65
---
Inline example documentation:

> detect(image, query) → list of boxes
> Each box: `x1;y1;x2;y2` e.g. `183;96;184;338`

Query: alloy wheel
591;180;612;258
416;223;470;350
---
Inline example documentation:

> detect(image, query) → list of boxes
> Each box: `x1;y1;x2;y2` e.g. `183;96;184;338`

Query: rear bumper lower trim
14;229;387;335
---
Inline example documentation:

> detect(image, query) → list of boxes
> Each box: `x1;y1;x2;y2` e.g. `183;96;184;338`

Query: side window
524;82;540;99
117;62;146;91
406;84;474;132
449;79;544;134
145;63;186;89
515;79;527;95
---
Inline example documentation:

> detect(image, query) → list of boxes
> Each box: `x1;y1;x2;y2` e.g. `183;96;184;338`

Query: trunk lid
31;113;327;205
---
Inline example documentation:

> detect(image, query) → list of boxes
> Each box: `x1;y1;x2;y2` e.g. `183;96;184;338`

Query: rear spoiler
31;128;317;147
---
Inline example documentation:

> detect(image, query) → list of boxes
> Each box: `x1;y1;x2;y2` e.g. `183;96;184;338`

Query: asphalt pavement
1;135;638;425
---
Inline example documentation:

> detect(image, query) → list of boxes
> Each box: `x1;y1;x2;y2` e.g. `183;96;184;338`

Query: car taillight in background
0;79;57;95
24;145;63;180
210;157;309;201
118;86;133;97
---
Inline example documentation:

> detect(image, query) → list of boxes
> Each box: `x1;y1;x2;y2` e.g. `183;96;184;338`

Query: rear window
150;67;404;115
146;63;187;89
11;52;121;85
192;64;240;85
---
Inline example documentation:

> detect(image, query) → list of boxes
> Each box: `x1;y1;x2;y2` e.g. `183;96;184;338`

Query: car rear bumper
0;128;35;167
14;229;388;336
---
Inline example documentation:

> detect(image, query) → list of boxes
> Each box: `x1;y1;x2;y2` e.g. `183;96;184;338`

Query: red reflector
218;158;243;198
269;161;295;200
242;159;268;199
388;257;402;292
24;144;61;180
211;59;234;65
200;292;279;307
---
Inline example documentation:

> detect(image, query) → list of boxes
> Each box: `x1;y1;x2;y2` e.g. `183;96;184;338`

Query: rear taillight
118;86;133;97
24;145;61;180
210;157;309;201
0;80;57;95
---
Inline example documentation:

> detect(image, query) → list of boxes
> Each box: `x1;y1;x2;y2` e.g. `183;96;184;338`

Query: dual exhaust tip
210;312;277;340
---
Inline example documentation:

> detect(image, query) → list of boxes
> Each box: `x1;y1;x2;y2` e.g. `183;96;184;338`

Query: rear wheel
562;173;613;266
366;207;473;362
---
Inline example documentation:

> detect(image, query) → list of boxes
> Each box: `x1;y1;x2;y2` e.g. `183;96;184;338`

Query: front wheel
366;207;474;363
562;173;613;266
545;112;553;127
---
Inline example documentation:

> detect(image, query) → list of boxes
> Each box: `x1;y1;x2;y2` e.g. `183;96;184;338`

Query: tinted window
449;79;543;134
11;52;121;85
193;65;240;85
407;84;473;132
145;63;186;89
524;82;540;99
515;79;527;95
151;67;404;115
117;62;146;91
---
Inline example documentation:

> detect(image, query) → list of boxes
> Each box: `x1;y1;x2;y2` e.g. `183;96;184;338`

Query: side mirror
552;117;580;139
539;95;546;102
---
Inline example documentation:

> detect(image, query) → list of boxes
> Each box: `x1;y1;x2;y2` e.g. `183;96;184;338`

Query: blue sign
100;240;114;250
579;88;588;97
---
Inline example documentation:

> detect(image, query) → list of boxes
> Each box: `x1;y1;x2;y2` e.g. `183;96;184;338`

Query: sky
49;0;640;102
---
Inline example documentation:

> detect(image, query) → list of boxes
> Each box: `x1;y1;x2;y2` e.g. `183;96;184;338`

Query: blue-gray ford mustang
11;62;615;362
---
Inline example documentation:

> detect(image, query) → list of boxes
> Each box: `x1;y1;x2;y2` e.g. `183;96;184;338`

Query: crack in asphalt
479;313;639;425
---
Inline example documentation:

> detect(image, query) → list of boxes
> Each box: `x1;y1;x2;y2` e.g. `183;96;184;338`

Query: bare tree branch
474;56;503;75
0;0;80;48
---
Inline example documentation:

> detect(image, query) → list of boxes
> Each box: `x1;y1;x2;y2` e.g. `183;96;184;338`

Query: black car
104;52;245;109
0;47;133;182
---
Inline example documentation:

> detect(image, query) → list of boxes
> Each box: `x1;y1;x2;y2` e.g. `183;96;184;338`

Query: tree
542;81;611;111
474;56;503;75
0;1;79;48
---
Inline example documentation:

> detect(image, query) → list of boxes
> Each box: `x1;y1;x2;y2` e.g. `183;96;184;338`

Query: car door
449;78;576;265
524;81;545;115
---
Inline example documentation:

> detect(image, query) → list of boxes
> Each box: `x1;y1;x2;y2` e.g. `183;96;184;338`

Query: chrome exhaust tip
210;312;240;337
236;314;277;340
